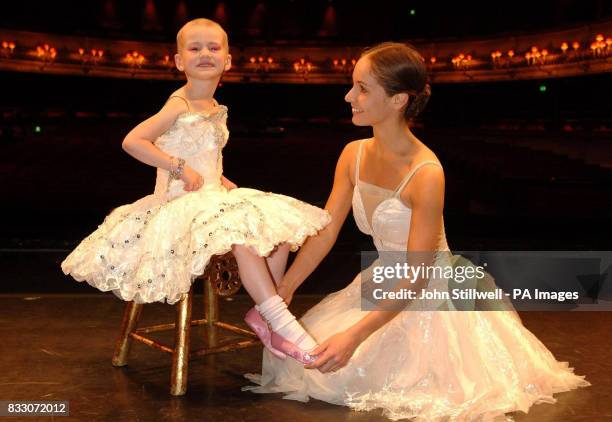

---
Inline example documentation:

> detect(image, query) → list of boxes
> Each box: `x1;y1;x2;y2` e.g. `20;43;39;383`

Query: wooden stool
111;252;260;395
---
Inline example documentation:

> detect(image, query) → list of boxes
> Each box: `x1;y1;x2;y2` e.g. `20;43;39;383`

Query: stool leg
204;279;219;326
204;279;219;347
171;288;193;396
112;301;143;367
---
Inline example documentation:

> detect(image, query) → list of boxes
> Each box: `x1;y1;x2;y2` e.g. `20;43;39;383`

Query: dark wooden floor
1;293;608;421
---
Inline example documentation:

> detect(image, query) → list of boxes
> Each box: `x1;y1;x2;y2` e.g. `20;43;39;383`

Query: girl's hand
222;175;238;190
181;166;203;191
304;330;362;373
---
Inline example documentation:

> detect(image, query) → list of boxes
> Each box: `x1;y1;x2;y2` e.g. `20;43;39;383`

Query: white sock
256;295;317;351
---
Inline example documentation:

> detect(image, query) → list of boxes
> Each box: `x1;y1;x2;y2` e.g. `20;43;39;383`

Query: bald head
176;18;228;52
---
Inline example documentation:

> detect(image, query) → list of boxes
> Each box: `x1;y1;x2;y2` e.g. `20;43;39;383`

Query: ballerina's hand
277;283;294;306
304;331;361;373
181;166;204;191
221;176;238;190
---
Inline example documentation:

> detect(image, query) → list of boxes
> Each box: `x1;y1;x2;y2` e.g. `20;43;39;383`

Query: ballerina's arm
121;97;202;191
278;141;358;304
305;164;445;372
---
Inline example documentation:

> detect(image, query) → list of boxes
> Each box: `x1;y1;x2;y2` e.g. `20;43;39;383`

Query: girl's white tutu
61;105;331;304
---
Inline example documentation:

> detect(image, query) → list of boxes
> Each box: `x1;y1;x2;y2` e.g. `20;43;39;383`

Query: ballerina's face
175;24;231;81
344;56;403;126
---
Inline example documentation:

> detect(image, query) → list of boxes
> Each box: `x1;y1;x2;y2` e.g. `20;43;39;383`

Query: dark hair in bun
362;42;431;121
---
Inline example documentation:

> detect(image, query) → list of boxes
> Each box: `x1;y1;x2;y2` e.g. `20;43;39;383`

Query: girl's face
175;25;231;81
344;56;405;126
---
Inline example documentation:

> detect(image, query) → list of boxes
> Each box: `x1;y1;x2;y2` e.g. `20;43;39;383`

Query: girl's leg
231;244;277;304
265;243;290;286
232;244;316;351
231;243;290;302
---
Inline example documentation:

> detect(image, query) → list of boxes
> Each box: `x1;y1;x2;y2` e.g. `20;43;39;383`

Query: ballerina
243;42;589;421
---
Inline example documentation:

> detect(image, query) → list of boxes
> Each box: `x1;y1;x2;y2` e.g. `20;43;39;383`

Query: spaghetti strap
355;140;366;183
166;95;191;111
393;161;442;197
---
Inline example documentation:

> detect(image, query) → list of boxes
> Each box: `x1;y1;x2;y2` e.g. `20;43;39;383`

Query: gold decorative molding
1;21;611;83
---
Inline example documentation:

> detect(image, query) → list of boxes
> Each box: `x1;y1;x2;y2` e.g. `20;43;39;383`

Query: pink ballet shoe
244;307;287;360
270;331;318;365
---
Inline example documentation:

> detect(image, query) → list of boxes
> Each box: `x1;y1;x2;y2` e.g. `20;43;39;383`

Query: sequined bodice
351;139;449;252
153;106;229;196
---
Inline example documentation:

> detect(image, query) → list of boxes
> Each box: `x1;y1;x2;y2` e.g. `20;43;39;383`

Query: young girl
61;18;329;363
243;42;589;421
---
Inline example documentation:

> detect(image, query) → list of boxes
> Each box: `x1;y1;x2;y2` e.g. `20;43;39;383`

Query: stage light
162;54;174;70
332;57;355;74
590;34;609;56
452;53;471;69
1;40;16;57
410;9;416;15
35;44;57;67
76;47;104;69
248;55;274;73
539;84;547;92
294;58;313;80
124;51;146;70
34;126;42;133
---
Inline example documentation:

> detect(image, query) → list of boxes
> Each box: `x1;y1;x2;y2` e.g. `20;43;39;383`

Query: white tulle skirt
61;184;331;304
242;261;590;421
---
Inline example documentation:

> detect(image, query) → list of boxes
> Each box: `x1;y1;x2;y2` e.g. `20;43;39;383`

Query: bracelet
169;157;185;180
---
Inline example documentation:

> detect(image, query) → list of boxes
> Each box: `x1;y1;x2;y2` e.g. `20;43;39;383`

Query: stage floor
1;294;608;421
